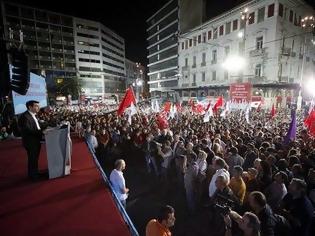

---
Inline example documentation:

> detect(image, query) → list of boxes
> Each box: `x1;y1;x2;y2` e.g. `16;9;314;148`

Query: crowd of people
3;99;315;236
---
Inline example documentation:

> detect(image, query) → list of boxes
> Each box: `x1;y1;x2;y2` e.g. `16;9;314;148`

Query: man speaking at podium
18;100;44;180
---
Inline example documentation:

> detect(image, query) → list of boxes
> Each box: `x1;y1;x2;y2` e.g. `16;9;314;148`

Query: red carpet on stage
0;139;131;236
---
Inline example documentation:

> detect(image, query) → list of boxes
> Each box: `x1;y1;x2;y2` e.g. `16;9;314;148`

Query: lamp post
297;15;315;110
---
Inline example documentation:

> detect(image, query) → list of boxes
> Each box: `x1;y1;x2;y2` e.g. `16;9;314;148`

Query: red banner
230;83;252;103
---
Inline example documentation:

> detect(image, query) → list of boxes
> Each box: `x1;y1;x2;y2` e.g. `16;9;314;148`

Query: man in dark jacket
18;100;43;180
249;191;276;236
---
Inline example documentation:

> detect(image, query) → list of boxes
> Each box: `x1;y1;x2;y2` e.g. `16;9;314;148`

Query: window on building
289;10;293;22
219;25;224;36
212;50;217;63
202;72;206;81
208;30;212;40
181;42;184;50
225;22;231;34
279;3;284;17
299;16;302;26
249;12;255;24
268;4;275;18
294;13;298;26
256;36;263;50
258;7;265;23
224;71;229;80
193;74;196;84
202;52;206;64
185;58;188;67
189;39;192;47
185;40;188;49
198;35;201;43
203;32;206;42
233;19;238;31
193;36;197;46
193;56;196;67
213;28;218;39
255;64;262;77
212;71;216;81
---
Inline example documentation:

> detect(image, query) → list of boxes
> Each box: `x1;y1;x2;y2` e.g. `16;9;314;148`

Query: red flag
213;96;223;113
163;101;171;112
175;102;182;112
270;104;276;118
157;113;169;130
304;109;315;137
117;87;136;116
193;103;205;114
205;101;212;111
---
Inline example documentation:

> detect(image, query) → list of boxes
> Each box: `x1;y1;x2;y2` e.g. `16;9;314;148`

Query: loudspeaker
9;47;30;95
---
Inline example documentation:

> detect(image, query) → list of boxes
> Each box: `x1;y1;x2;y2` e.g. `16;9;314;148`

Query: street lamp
297;15;315;110
222;55;246;72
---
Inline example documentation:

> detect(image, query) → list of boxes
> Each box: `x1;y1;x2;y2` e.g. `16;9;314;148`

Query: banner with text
229;83;252;103
12;72;47;114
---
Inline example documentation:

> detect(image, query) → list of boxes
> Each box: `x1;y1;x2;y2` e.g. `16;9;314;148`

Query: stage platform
0;138;131;236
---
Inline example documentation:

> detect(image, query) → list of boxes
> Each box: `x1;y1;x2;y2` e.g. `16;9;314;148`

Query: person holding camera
223;211;261;236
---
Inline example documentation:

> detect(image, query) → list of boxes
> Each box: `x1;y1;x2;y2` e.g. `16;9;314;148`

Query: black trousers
25;143;41;178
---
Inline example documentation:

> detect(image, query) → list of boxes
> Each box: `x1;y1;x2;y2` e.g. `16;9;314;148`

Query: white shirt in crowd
209;168;230;197
196;158;207;174
28;110;41;130
110;169;128;201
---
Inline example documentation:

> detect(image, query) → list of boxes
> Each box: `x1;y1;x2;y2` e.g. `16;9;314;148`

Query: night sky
8;0;315;65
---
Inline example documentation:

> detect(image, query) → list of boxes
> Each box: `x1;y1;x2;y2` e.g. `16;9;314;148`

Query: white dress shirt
28;110;41;130
209;168;230;197
110;169;128;201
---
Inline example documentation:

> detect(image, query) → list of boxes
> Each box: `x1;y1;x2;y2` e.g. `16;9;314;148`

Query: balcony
211;60;217;65
249;48;266;57
192;82;197;86
192;64;196;68
201;62;206;67
248;76;266;84
291;52;296;57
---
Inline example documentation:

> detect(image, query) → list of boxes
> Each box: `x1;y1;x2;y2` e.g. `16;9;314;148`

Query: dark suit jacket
18;111;42;149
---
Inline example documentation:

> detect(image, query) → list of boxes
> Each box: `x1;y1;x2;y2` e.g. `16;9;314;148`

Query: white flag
245;104;250;124
155;100;160;113
126;102;137;125
203;106;213;123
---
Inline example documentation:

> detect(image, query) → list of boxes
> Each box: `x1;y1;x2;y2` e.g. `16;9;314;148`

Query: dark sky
8;0;315;65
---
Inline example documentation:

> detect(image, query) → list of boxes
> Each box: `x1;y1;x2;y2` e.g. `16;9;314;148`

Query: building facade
0;1;126;99
146;0;209;99
177;0;315;105
74;18;126;98
146;0;179;98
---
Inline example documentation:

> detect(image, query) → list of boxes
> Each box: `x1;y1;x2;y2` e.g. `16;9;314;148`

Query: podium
44;123;72;179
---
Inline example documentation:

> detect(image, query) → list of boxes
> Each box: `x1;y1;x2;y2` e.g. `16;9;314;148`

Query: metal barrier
85;140;139;236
